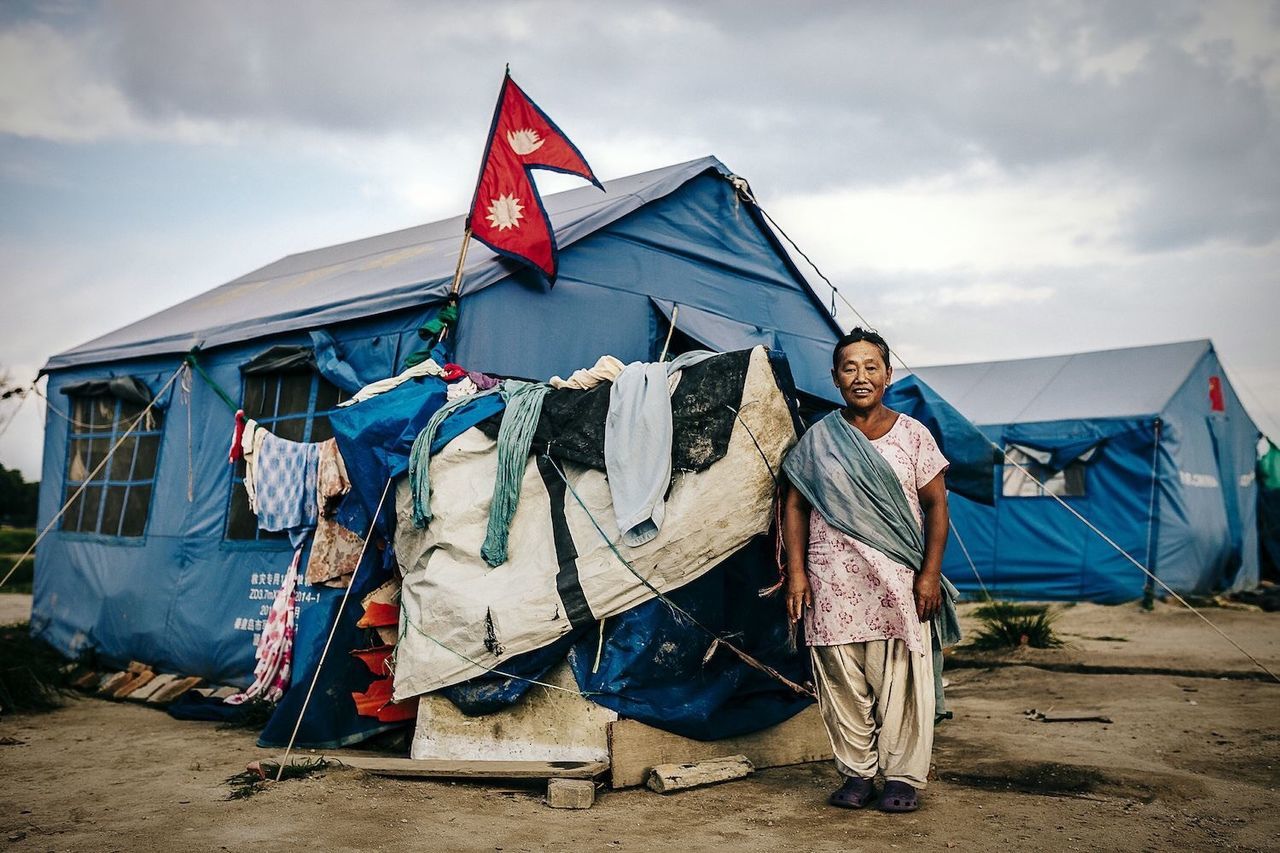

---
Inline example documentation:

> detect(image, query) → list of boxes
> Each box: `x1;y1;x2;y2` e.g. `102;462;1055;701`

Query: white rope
0;365;185;589
746;191;1280;684
33;384;99;430
274;476;393;781
949;518;993;602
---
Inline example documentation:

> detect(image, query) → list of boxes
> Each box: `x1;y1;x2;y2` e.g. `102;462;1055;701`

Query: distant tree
0;463;38;527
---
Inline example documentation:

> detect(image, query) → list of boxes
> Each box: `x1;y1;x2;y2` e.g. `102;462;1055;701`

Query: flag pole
437;227;471;343
449;227;473;297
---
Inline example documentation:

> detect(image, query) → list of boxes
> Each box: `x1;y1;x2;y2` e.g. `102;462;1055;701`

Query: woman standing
782;327;951;813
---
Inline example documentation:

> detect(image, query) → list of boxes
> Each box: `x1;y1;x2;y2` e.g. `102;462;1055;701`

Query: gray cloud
7;0;1265;253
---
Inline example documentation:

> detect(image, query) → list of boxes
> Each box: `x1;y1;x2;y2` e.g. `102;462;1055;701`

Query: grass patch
0;528;35;554
225;757;334;799
0;622;69;714
1;555;34;594
968;602;1064;650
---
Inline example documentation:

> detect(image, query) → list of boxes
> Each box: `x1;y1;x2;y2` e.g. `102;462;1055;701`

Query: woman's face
832;341;891;411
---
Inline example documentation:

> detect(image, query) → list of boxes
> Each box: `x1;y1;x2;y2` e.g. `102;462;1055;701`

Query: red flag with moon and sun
466;71;602;283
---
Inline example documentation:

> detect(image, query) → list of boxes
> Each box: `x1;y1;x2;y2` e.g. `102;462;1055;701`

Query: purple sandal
879;780;920;812
828;775;875;809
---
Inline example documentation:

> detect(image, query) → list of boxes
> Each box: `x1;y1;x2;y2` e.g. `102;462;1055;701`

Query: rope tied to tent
183;349;239;413
0;364;186;590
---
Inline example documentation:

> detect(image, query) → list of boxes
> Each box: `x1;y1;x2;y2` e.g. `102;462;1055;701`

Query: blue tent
32;156;852;743
901;340;1263;603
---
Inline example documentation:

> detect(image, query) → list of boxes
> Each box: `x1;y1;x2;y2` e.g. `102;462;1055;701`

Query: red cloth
350;645;417;722
1209;376;1225;412
441;363;468;382
467;73;601;281
228;409;246;463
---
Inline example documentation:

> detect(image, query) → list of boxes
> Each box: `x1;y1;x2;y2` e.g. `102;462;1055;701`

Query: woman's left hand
914;571;942;621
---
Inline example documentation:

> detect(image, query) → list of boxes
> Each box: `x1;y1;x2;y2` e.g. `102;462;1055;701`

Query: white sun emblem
506;128;545;156
485;193;525;231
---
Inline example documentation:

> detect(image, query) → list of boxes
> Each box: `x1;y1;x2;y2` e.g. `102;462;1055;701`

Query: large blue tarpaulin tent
899;340;1263;603
33;156;871;746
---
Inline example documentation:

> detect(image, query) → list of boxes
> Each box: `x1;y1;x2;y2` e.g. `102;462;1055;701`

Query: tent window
226;370;343;541
61;394;164;537
1002;445;1088;499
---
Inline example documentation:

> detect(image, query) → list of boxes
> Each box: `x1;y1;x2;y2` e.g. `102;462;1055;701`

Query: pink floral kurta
803;414;949;655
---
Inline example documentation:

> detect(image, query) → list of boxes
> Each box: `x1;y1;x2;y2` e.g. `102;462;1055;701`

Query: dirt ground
2;595;1279;852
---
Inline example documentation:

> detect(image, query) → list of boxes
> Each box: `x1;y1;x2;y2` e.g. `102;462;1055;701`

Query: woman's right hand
784;572;812;624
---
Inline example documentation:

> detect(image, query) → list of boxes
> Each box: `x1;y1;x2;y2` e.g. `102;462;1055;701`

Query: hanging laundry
338;359;444;408
251;431;320;533
305;439;365;588
226;550;301;705
228;409;247;463
408;387;504;527
241;420;266;510
446;376;479;402
481;381;552;567
549;354;625;390
605;351;718;547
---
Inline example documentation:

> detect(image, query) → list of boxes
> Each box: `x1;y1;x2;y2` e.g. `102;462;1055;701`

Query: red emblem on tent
1209;375;1225;412
466;71;602;282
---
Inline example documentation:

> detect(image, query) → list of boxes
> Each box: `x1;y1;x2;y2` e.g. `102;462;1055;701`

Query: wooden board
336;757;610;781
608;704;831;789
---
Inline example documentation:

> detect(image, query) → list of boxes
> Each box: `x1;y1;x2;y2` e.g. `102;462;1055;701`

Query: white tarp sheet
393;347;796;700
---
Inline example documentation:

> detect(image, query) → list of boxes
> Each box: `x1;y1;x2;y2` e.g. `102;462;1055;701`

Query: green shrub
969;602;1064;650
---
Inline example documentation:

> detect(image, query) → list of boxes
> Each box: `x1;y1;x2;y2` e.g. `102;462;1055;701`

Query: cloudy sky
1;0;1277;479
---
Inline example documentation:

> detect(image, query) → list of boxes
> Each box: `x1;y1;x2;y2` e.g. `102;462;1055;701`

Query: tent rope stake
0;364;185;590
745;194;1280;686
274;476;394;781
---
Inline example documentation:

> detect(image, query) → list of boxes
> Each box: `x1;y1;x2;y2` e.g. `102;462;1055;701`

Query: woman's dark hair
832;327;891;371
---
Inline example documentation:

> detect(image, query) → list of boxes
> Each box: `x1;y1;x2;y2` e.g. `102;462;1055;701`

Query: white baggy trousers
809;621;935;788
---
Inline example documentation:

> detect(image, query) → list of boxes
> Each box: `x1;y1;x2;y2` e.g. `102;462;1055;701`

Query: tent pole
274;476;395;781
1141;419;1162;610
449;228;473;297
437;229;472;345
658;305;680;361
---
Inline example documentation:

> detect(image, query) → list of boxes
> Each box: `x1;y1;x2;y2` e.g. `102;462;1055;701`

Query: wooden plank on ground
608;703;831;789
336;757;609;781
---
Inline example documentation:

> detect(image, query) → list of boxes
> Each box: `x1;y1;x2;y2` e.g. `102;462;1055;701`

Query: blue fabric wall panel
942;494;998;598
1074;428;1160;602
453;277;657;380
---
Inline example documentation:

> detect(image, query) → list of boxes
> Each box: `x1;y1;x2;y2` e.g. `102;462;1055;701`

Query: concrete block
546;778;595;809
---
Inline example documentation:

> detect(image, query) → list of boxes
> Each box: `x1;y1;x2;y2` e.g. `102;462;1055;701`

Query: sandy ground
2;596;1279;852
0;593;31;626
